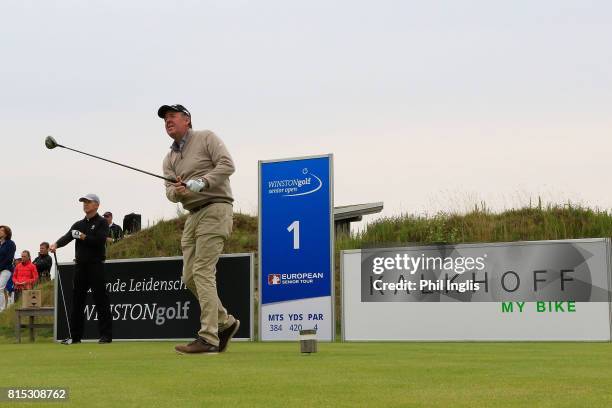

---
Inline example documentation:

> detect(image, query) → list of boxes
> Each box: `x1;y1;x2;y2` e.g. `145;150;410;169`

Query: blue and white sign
259;155;334;341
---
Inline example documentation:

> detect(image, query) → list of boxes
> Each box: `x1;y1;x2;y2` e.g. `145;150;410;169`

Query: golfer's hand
50;243;57;253
174;176;188;196
79;233;86;240
186;179;206;192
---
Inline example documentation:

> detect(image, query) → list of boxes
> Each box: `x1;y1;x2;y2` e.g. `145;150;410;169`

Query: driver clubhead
45;136;59;149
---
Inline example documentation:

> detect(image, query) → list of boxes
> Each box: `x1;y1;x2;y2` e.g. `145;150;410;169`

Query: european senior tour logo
267;168;323;197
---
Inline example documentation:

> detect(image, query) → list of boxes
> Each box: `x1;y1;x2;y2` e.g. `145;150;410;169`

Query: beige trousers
181;203;235;346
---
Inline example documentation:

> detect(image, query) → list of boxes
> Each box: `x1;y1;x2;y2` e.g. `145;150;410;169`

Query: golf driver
54;252;72;341
45;136;186;186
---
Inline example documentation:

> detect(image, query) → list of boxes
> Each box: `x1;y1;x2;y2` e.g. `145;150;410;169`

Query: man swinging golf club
160;104;240;354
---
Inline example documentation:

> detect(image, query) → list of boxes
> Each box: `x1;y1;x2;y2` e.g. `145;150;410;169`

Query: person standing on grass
12;250;39;301
33;242;53;281
159;104;240;354
0;225;16;311
103;212;124;244
50;194;112;345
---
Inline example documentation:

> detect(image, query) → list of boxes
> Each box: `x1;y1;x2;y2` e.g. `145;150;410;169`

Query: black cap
158;104;191;119
103;211;112;217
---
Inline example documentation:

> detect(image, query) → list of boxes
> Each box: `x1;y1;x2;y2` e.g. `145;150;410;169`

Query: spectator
103;212;124;243
11;258;21;304
33;242;53;282
0;225;16;311
5;274;14;306
13;250;39;301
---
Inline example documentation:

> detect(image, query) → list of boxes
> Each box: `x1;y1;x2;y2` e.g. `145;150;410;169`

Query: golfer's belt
187;202;216;214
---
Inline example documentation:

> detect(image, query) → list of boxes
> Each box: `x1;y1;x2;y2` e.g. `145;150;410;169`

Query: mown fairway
1;341;611;407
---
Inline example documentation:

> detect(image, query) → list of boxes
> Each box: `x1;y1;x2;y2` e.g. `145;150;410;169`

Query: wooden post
29;316;35;342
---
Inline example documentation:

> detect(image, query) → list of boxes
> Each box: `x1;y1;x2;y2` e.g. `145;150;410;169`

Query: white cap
78;193;100;204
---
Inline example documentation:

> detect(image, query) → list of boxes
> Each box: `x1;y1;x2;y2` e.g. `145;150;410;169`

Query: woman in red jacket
13;250;39;292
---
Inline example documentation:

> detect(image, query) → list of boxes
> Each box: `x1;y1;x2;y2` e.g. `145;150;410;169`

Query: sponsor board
54;254;254;341
259;155;334;341
342;239;612;341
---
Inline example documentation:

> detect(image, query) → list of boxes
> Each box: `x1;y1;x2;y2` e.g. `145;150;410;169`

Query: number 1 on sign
287;220;300;249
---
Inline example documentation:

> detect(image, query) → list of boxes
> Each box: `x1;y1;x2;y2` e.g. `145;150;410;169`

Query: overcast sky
1;0;611;263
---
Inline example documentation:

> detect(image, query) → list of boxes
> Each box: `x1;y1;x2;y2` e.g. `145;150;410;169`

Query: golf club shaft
53;252;73;340
57;144;185;185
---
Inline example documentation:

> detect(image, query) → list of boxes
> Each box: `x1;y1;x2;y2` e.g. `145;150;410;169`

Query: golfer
159;104;239;354
50;194;112;344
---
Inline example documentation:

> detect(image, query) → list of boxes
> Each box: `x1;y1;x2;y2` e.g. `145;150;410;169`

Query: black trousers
70;262;112;341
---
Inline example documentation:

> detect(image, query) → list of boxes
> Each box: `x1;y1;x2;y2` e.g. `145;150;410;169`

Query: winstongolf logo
267;272;324;285
85;301;192;326
267;168;323;197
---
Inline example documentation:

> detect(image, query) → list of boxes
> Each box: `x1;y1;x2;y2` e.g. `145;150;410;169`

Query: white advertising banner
342;239;612;341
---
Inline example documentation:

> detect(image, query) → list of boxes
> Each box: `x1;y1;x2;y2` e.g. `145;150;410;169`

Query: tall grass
106;212;258;259
352;202;612;247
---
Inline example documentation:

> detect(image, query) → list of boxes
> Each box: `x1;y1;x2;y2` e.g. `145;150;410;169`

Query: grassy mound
106;212;257;259
339;203;612;249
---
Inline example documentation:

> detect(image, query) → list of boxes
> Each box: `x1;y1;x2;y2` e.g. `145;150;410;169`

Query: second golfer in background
159;104;240;354
51;194;112;345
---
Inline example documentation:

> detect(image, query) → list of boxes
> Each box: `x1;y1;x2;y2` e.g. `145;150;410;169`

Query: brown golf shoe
175;337;219;355
219;319;240;352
